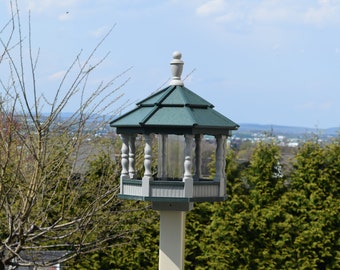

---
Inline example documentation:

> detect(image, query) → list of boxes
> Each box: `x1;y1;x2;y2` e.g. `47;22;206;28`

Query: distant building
9;251;67;270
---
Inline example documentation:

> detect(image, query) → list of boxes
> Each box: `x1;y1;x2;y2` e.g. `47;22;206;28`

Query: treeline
70;137;340;269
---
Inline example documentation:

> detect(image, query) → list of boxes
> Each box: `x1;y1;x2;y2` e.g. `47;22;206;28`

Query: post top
169;51;184;86
172;51;182;60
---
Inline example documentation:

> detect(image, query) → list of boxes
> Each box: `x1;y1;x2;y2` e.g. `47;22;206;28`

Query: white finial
169;51;184;86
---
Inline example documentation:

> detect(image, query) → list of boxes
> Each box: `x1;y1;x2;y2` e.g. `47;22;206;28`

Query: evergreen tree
279;140;340;269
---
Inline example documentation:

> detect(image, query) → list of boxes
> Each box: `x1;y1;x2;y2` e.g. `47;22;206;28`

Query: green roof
110;85;239;135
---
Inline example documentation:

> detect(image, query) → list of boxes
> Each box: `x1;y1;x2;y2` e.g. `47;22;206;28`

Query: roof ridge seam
184;106;198;126
154;85;176;105
178;86;190;105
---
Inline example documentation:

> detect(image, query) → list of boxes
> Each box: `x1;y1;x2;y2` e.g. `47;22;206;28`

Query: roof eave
115;124;239;135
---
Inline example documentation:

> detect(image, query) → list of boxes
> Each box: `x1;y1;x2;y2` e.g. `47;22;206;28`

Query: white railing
121;179;222;200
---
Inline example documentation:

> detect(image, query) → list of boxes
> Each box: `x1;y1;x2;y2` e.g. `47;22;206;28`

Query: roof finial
169;51;184;86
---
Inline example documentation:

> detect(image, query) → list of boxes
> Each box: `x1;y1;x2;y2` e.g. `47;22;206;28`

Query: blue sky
1;0;340;128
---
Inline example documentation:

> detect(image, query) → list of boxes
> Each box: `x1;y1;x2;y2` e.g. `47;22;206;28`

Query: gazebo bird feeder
110;51;239;270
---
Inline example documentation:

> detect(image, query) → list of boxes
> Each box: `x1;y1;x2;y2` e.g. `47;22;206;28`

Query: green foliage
184;140;340;269
281;140;340;269
64;139;340;269
185;202;214;269
72;202;159;270
69;138;160;269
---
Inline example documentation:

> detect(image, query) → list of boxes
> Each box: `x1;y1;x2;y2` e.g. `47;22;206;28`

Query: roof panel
160;86;212;107
110;106;154;126
191;108;238;128
145;107;195;126
110;85;239;132
137;86;173;106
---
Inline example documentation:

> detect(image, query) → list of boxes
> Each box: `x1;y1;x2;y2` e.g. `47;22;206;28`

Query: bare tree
0;1;133;268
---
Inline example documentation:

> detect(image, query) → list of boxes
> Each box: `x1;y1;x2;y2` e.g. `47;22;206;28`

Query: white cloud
299;101;333;111
196;0;225;16
48;70;65;80
320;101;333;110
303;1;340;25
251;1;298;23
195;0;340;26
89;26;110;38
58;12;73;21
25;0;80;13
216;12;244;23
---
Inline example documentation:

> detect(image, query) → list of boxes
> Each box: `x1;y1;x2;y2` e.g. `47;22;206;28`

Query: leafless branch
0;1;134;268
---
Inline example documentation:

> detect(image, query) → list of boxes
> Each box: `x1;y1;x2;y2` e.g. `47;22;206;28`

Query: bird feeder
110;51;239;269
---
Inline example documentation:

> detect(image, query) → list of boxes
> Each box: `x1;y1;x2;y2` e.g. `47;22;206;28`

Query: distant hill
235;123;339;137
324;127;340;135
47;113;340;137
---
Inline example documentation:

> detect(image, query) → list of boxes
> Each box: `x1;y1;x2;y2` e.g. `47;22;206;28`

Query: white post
143;134;153;178
215;135;223;182
120;134;129;179
120;134;129;194
221;135;227;197
142;134;153;196
159;211;186;270
183;135;193;180
183;134;193;197
194;134;202;181
129;135;136;179
215;135;226;197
